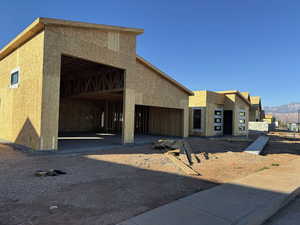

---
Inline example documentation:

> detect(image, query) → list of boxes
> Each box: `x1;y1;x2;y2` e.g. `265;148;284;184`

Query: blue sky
1;0;300;106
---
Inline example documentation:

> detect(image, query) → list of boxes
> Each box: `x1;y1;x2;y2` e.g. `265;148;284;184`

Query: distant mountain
264;103;300;122
264;103;300;113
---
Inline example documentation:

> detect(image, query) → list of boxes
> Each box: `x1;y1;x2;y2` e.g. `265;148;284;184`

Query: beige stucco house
263;114;275;124
249;96;263;121
189;90;250;136
0;18;193;150
241;92;263;122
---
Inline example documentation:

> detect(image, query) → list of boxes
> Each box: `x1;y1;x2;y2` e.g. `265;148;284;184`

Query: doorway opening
223;110;233;135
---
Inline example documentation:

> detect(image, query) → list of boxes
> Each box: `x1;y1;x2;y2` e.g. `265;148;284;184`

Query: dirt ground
0;131;299;225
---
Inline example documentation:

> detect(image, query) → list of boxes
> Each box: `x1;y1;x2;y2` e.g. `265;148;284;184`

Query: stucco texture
0;31;44;149
189;91;250;137
0;19;191;150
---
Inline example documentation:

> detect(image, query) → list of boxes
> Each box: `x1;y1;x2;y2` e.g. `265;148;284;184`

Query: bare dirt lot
0;131;299;225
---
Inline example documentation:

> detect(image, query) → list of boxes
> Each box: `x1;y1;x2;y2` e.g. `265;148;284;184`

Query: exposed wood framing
60;55;124;98
135;105;150;134
60;73;124;98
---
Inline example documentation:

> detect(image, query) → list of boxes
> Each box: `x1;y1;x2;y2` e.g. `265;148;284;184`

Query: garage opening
58;55;124;151
135;105;183;137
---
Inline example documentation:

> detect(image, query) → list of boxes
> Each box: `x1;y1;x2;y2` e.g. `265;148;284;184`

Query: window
193;109;201;129
240;111;246;117
239;126;246;131
215;126;222;131
10;68;20;88
239;119;246;124
215;110;222;116
215;118;222;123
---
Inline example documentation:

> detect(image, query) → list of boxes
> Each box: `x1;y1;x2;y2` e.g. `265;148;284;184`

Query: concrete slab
116;158;300;225
177;183;281;223
263;196;300;225
57;133;171;154
128;200;230;225
245;135;269;154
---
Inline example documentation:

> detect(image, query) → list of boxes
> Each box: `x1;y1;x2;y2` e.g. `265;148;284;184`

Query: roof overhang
0;17;144;61
217;90;251;106
136;55;194;96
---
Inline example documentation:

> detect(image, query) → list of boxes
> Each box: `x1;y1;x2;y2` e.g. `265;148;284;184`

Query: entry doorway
223;110;233;135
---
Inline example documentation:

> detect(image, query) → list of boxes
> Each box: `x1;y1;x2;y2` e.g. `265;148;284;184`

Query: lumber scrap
164;152;200;176
244;135;270;155
182;140;200;164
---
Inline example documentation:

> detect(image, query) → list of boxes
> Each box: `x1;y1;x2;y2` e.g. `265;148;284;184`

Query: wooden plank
164;152;200;176
244;136;269;155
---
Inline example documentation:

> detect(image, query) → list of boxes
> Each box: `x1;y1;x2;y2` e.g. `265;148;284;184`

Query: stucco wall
249;105;261;121
0;31;44;149
232;95;249;136
189;91;225;136
41;25;137;149
135;60;189;109
41;25;190;148
189;91;207;107
189;91;249;137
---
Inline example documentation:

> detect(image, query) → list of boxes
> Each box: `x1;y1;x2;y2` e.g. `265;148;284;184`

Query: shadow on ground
0;134;299;225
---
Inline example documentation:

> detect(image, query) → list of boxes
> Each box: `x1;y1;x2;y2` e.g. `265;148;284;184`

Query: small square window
239;119;246;124
215;110;222;116
215;118;222;123
214;126;222;131
10;70;19;87
239;126;246;131
240;111;246;117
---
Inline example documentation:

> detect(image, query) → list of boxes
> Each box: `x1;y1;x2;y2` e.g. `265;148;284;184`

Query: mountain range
263;103;300;123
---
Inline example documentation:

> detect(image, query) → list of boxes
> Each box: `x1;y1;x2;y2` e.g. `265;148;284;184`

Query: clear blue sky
1;0;300;106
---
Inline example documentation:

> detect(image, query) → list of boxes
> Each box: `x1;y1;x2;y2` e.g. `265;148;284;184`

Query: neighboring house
241;92;263;122
0;18;193;150
249;96;263;121
263;114;275;124
287;122;300;132
189;90;250;137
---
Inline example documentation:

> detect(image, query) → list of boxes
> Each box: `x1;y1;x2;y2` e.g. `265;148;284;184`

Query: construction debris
153;139;201;176
35;169;67;177
244;135;270;155
164;152;200;176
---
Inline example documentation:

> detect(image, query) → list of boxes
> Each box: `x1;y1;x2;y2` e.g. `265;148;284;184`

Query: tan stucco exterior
249;96;262;121
0;18;192;150
0;31;45;149
241;93;263;122
263;114;275;124
189;90;250;137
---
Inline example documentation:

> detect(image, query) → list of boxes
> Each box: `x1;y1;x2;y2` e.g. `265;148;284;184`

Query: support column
183;106;189;138
122;88;135;144
40;51;61;150
181;99;189;138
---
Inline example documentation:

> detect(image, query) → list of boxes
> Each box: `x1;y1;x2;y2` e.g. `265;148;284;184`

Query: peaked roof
250;96;261;105
0;17;144;60
241;92;250;100
136;56;193;95
217;90;251;106
265;114;273;119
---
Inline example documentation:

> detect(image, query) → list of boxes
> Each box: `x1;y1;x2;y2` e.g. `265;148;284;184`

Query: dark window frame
193;109;202;129
215;110;222;116
240;111;246;117
214;126;222;131
10;69;20;87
